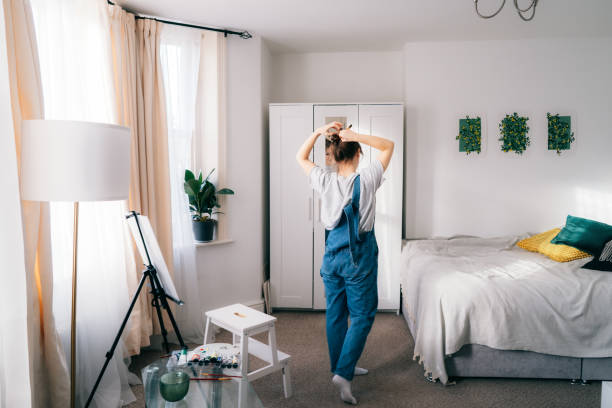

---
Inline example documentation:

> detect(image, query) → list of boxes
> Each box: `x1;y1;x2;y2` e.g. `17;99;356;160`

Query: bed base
446;344;612;382
402;311;612;381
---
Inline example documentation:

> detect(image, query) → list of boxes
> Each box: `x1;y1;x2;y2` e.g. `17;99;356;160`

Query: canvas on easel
127;213;180;302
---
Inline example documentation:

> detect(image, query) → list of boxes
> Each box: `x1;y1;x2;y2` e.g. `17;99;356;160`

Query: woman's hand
339;127;359;142
297;122;342;176
315;121;343;136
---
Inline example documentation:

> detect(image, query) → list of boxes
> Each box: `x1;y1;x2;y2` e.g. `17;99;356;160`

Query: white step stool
204;303;292;398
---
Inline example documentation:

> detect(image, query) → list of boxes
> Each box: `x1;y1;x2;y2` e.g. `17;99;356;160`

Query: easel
85;211;186;407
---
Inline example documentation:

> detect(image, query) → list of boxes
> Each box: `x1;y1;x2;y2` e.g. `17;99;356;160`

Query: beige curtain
135;17;176;339
108;5;175;351
134;19;173;269
3;0;70;407
108;5;152;355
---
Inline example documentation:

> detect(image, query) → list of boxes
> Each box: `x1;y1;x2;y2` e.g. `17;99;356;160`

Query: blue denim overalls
320;175;379;381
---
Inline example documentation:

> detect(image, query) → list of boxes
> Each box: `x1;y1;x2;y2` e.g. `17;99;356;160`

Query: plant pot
192;219;215;242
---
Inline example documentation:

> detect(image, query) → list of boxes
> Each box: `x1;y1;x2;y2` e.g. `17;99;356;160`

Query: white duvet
400;236;612;384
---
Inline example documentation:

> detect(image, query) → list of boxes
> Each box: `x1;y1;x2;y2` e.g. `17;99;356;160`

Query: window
160;27;227;243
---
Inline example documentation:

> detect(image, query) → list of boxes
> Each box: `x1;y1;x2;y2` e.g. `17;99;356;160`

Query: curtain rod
106;0;252;39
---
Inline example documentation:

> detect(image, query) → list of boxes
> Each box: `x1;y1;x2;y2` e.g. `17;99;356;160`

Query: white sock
354;367;368;376
332;374;357;405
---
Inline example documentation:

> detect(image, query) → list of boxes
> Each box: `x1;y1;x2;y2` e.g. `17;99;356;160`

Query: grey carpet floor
127;311;600;408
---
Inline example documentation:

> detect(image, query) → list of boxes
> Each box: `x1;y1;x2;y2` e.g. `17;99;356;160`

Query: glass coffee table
142;358;264;408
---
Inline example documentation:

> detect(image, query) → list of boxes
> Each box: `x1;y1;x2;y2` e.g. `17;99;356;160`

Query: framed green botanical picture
457;115;483;155
547;113;574;154
499;113;530;155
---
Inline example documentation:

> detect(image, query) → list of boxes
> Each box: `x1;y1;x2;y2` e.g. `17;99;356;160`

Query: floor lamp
20;119;131;408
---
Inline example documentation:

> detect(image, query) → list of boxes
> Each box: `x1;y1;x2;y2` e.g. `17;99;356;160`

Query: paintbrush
199;372;243;378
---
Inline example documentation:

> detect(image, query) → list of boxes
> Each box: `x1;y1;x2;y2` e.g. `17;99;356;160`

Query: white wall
270;51;403;103
403;38;612;238
0;4;32;406
195;36;266;313
193;34;612;311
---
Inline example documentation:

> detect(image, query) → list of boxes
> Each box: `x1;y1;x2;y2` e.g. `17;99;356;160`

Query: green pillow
551;215;612;255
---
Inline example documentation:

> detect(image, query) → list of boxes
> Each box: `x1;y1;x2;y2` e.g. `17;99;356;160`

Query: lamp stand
70;201;79;408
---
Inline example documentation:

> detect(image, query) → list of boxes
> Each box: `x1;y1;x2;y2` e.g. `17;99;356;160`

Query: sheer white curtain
160;26;204;343
30;0;138;406
0;4;33;406
194;30;228;240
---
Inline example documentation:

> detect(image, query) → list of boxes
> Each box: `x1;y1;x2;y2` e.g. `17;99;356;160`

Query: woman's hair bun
325;132;361;163
326;133;341;145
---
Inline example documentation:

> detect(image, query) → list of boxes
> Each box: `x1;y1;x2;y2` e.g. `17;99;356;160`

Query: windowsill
194;238;234;248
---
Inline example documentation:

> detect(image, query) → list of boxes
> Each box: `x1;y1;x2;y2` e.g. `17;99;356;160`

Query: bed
400;235;612;384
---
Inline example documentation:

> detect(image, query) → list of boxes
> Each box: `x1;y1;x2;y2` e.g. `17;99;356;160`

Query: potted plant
184;168;234;242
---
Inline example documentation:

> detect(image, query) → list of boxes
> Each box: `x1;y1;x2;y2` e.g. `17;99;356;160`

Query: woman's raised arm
339;128;394;171
296;121;342;175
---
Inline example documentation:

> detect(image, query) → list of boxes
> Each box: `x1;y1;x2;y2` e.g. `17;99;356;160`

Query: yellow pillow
517;228;590;262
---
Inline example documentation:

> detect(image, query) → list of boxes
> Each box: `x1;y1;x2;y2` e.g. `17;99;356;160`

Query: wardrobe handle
307;197;312;221
317;198;321;222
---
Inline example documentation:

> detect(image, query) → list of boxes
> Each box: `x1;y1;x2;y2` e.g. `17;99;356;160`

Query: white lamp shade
20;119;131;202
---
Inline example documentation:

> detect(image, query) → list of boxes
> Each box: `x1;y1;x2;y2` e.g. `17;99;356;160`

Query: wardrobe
269;103;404;311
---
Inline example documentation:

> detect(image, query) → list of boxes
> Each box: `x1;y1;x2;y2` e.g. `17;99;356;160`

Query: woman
296;121;394;405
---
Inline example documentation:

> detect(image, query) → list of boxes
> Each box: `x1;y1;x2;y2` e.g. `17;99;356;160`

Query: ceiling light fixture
474;0;539;21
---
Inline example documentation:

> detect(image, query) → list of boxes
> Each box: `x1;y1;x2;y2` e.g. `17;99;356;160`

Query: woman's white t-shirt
309;159;384;234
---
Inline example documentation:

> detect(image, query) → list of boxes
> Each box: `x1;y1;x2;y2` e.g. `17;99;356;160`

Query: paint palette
187;343;241;369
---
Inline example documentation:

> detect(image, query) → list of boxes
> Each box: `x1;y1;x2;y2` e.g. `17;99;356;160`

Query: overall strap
351;175;361;240
351;174;361;211
343;175;362;258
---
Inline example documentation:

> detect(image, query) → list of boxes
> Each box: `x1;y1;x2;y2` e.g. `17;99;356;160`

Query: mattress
400;235;612;384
